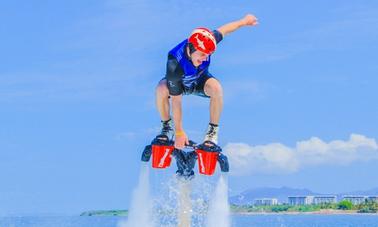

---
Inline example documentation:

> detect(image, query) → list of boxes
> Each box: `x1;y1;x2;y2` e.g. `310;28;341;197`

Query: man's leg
202;78;223;145
156;79;171;121
204;78;223;125
155;79;175;140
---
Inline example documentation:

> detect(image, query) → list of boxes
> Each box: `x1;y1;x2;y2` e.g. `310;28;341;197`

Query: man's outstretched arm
217;14;258;37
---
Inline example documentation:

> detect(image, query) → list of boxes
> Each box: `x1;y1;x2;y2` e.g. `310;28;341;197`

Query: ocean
0;214;377;227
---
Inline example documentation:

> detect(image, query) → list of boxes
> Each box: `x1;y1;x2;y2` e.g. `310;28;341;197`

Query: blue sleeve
212;30;223;44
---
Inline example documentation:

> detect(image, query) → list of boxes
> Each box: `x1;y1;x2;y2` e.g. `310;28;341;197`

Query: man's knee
205;78;223;98
156;79;169;97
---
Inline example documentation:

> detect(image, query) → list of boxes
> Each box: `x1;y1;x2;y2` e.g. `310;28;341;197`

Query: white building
342;196;367;205
254;198;278;206
288;196;314;205
313;196;337;204
367;196;378;203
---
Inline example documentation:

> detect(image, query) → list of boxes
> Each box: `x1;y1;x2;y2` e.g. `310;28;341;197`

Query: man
156;14;258;149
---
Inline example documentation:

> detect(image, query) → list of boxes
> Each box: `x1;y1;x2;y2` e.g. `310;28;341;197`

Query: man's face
191;50;209;67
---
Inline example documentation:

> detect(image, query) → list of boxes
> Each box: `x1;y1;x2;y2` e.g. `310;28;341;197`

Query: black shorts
162;73;216;98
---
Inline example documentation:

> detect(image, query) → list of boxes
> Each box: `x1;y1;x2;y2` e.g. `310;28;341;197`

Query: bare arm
171;95;189;149
171;95;183;132
217;14;258;37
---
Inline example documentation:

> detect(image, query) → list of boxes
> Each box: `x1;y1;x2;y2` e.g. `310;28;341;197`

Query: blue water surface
0;214;378;227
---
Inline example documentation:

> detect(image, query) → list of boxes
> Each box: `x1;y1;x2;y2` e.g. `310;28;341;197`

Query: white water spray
206;174;230;227
118;163;154;227
119;160;229;226
177;179;192;227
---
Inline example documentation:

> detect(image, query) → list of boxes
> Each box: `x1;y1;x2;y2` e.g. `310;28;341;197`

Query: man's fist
242;14;258;26
175;131;189;150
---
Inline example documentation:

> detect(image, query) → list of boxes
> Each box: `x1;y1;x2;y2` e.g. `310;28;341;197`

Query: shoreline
79;209;378;216
233;210;378;215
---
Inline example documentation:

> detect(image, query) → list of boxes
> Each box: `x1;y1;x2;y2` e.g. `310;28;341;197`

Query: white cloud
224;134;378;176
297;134;378;165
224;142;299;176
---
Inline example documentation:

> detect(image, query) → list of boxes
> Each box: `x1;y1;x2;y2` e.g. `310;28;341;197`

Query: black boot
159;118;174;141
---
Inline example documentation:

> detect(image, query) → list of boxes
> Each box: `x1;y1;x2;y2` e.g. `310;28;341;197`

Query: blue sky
1;0;378;215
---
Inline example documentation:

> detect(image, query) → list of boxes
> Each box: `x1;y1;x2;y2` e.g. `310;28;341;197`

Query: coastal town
227;194;378;214
254;195;378;206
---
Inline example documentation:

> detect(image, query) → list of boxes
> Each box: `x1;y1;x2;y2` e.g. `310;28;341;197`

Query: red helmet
188;28;217;54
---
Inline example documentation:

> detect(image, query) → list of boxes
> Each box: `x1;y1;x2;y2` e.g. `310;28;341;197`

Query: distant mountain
230;186;378;205
229;186;320;205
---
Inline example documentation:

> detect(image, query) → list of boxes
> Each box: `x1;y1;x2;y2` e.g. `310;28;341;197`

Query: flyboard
141;135;229;178
141;135;230;226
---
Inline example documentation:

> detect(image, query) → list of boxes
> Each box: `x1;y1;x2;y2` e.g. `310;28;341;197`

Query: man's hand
175;130;189;150
218;13;258;36
242;14;258;26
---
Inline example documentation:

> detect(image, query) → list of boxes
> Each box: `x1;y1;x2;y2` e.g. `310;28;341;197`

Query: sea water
1;214;378;227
